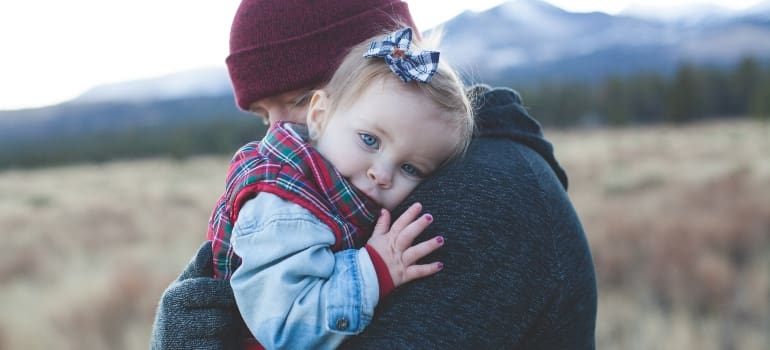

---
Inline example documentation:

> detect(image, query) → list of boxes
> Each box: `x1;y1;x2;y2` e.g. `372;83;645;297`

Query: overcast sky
0;0;764;110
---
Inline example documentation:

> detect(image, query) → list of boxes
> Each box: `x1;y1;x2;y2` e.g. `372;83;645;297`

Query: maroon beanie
226;0;418;111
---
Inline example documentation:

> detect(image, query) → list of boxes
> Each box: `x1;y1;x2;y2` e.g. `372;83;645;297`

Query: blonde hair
322;28;474;161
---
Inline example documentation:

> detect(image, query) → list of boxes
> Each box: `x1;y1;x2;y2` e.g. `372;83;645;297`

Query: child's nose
367;165;392;188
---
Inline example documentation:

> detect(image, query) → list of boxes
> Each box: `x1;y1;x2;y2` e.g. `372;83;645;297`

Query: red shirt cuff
365;245;395;297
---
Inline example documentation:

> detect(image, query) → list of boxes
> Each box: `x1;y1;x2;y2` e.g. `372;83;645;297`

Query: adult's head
226;0;417;124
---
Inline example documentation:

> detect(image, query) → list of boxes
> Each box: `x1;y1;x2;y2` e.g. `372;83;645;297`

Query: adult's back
340;85;597;349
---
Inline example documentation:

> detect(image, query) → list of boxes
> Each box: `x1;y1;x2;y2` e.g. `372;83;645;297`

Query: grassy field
0;120;768;349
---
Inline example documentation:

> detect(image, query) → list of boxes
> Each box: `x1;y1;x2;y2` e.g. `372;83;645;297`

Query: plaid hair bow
363;27;439;83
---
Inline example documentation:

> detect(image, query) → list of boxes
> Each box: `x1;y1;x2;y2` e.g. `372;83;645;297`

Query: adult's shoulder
466;84;569;189
340;138;595;349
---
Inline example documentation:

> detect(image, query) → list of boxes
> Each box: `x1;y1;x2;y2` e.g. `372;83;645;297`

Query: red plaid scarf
207;122;380;280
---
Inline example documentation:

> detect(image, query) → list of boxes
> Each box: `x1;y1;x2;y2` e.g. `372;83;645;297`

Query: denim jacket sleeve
230;192;380;350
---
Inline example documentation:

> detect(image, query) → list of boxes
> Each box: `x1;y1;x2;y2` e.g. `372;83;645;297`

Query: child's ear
306;90;329;140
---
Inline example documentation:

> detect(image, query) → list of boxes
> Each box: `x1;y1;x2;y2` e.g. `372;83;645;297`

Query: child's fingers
371;209;391;236
402;235;444;265
403;262;444;283
394;212;433;251
390;202;423;233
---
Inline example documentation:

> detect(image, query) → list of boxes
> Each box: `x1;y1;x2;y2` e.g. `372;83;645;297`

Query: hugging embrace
151;1;597;349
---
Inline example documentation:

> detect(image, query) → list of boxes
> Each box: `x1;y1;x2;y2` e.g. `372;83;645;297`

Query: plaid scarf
207;122;380;280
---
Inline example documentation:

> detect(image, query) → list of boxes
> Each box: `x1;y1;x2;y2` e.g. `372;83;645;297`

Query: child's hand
366;202;445;288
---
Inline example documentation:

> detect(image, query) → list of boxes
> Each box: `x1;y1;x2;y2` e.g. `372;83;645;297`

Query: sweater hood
469;85;568;190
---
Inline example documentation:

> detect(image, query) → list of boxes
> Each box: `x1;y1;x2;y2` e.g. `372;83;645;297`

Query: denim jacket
230;192;380;350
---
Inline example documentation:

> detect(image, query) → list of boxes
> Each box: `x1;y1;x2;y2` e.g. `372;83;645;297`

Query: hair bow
363;27;439;83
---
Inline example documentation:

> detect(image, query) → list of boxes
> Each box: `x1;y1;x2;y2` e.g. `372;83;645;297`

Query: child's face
308;77;460;210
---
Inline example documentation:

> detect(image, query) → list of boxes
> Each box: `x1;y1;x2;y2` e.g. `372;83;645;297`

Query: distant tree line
2;57;769;171
0;118;267;170
514;56;770;127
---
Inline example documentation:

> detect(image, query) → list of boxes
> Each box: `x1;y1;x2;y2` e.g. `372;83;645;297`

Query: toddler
206;27;474;349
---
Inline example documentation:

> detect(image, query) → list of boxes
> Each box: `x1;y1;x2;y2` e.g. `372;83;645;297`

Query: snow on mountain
440;0;666;80
738;0;770;16
619;3;733;24
73;67;231;104
438;0;770;84
68;0;770;102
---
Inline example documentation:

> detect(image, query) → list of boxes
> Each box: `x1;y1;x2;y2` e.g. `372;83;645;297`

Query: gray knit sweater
340;86;596;349
150;85;597;349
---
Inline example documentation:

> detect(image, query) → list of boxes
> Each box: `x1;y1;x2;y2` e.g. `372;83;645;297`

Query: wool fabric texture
207;122;379;280
226;0;417;110
150;242;252;350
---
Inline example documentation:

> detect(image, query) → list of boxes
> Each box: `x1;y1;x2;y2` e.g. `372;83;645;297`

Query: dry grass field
0;120;768;349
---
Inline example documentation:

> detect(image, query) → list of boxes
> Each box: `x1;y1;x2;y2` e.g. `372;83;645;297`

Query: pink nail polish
436;236;444;244
425;214;433;222
437;262;444;270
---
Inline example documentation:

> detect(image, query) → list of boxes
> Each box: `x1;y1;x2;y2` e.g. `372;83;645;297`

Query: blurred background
0;0;768;348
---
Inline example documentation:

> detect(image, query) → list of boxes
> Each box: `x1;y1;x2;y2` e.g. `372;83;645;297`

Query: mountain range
440;0;770;84
2;0;769;155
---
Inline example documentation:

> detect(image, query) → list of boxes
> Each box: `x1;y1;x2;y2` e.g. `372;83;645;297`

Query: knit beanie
226;0;418;111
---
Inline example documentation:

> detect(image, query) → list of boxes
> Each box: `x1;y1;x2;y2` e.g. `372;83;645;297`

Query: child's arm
229;193;442;350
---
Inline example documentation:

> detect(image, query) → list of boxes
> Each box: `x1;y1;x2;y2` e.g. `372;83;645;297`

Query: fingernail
424;214;433;222
381;209;387;215
436;236;444;244
437;262;444;270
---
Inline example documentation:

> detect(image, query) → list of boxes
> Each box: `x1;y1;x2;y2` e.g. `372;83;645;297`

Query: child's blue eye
401;164;422;177
359;133;379;148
